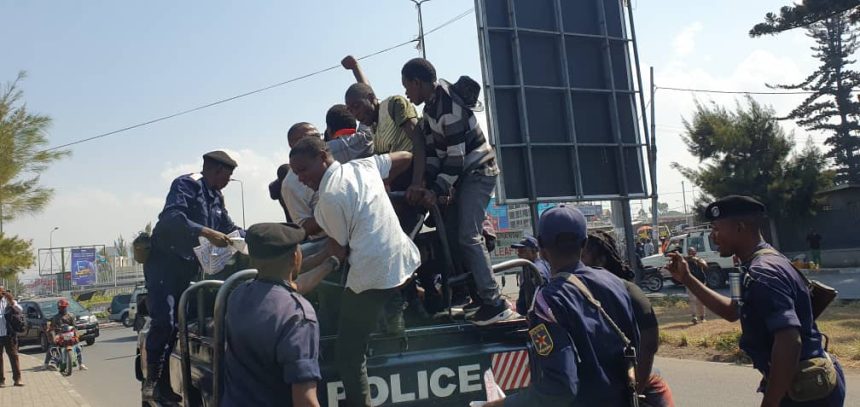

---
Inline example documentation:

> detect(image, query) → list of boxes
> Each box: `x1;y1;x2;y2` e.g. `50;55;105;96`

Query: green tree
0;72;69;227
750;0;860;36
672;97;833;247
765;15;860;184
114;235;128;258
0;233;33;279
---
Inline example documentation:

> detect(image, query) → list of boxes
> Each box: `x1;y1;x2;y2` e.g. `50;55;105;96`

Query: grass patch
654;301;860;369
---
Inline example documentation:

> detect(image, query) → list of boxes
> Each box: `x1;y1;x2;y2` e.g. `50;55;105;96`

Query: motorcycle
638;267;664;293
51;325;82;377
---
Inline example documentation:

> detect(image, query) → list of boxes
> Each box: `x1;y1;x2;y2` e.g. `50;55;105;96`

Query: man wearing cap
483;206;640;407
223;223;340;407
142;150;243;403
289;136;419;407
511;236;550;316
667;195;845;406
281;121;374;240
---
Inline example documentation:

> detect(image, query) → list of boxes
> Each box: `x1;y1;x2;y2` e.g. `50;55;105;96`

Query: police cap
203;150;238;169
538;205;587;250
704;195;766;221
246;223;306;259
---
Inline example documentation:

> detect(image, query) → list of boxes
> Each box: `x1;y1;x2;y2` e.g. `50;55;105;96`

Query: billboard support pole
649;67;660;248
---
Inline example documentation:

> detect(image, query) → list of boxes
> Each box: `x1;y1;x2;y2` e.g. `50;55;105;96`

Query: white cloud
672;22;704;57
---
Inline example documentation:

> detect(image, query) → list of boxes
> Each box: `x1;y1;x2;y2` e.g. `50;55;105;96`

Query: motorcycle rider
43;299;86;371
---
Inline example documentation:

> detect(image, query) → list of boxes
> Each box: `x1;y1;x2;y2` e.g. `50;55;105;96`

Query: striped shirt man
421;80;498;196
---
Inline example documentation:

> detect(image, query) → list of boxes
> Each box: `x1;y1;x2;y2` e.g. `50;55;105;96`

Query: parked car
108;293;133;327
128;285;148;331
640;228;737;288
18;297;100;351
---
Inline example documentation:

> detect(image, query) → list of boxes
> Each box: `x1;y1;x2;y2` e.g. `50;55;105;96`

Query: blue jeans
445;173;501;306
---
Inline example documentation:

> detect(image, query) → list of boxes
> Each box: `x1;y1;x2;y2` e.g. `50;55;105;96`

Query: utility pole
649;67;659;246
410;0;432;59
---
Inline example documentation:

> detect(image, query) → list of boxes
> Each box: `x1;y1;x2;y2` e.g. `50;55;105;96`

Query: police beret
704;195;766;221
203;150;238;169
246;223;306;259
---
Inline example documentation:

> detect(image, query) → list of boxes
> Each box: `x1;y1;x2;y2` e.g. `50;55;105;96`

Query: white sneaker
78;364;88;371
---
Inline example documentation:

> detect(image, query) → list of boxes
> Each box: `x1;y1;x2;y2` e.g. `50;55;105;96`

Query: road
20;325;140;407
20;325;858;406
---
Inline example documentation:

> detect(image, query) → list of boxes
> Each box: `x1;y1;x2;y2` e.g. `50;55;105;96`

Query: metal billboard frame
474;0;653;206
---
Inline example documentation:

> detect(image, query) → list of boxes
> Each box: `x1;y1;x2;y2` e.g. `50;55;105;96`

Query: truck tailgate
319;320;531;407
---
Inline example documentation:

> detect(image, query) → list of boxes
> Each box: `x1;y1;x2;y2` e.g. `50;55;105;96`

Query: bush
713;331;742;352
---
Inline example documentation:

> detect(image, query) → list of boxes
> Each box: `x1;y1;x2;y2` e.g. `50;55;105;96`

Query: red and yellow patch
529;323;554;356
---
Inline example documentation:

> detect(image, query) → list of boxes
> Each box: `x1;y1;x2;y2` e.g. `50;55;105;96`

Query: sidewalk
0;353;90;406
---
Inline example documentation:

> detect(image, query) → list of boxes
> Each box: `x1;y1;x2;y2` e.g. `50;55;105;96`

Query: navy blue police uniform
503;206;640;407
739;243;845;406
223;223;320;407
705;196;845;406
145;151;241;369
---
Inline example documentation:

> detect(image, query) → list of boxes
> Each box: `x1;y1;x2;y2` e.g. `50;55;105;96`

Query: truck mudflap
320;344;530;407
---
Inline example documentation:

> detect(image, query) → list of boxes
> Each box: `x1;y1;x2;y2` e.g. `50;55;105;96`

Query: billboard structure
71;247;98;286
475;0;651;204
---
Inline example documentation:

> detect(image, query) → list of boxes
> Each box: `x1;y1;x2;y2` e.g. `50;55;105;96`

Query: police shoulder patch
529;323;554;356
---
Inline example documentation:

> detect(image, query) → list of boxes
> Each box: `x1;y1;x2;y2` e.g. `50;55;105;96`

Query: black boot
142;363;161;401
158;361;183;403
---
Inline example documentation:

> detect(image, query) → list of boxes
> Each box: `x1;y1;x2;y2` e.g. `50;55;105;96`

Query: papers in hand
194;231;247;275
484;369;505;401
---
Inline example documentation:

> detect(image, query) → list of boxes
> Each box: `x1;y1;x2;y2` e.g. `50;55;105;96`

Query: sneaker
469;303;514;326
463;301;482;317
78;364;88;371
691;316;699;325
13;381;24;387
47;364;58;371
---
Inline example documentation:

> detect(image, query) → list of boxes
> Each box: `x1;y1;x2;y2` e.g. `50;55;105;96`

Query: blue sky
1;1;823;277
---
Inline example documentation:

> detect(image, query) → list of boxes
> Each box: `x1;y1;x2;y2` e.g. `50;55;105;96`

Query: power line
657;86;818;95
43;8;476;152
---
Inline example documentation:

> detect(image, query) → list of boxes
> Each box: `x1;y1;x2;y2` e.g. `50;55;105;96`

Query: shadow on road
100;335;137;344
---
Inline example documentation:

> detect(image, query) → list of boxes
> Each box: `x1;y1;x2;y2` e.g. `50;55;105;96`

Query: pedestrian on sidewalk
685;247;708;324
0;286;23;387
806;228;823;268
667;196;845;406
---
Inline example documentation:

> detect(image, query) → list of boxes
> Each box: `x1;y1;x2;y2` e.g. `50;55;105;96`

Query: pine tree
750;0;860;36
768;15;860;184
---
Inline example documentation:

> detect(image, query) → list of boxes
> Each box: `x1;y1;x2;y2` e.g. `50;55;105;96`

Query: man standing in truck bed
142;151;242;403
289;136;419;407
400;57;511;325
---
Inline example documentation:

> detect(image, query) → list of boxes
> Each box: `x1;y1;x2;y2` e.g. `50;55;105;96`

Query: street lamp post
49;226;59;294
409;0;432;59
230;179;246;229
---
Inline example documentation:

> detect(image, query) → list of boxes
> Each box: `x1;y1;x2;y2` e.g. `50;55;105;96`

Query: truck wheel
40;333;50;353
122;312;133;327
706;266;726;288
86;338;95;346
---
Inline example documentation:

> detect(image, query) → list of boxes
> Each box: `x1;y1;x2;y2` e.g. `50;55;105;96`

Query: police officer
142;150;242;403
510;236;550;316
483;206;640;406
222;223;340;407
667;195;846;406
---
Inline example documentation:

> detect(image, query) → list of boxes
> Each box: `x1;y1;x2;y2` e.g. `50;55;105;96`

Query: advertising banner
70;247;97;286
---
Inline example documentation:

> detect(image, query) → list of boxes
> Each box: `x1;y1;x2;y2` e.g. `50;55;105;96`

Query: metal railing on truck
175;194;546;407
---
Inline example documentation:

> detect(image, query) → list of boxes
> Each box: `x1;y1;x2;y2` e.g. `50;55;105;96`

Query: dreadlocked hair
586;230;635;281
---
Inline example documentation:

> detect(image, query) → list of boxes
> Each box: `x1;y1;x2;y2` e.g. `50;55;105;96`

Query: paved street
20;326;140;407
21;324;857;406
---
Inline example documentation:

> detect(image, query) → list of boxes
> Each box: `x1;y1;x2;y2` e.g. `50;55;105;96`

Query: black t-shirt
623;280;658;331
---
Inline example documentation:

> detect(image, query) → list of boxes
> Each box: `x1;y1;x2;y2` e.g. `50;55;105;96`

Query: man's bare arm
295;256;340;296
291;381;321;407
341;55;370;86
387;151;414;182
761;329;801;407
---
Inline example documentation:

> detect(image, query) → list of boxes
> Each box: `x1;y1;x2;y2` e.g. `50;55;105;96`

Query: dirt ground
654;297;860;370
